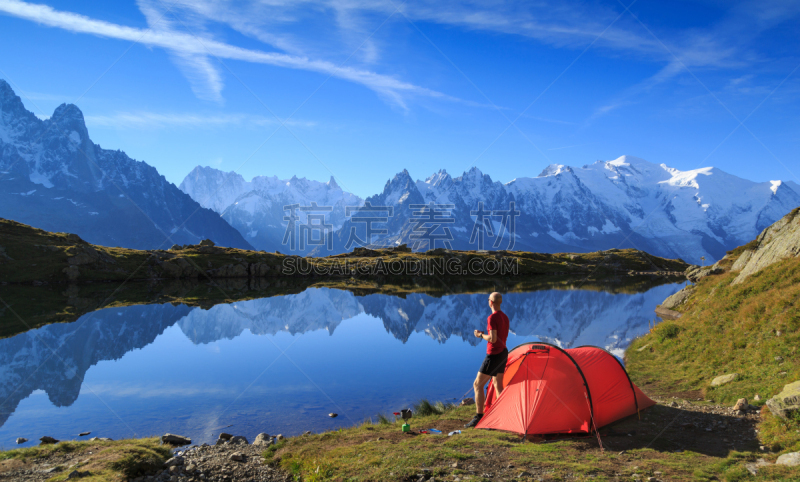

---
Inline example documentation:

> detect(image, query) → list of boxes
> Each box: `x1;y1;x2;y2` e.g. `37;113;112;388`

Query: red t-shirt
486;310;509;355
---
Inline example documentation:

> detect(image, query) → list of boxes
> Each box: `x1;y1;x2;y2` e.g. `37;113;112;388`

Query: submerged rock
15;437;27;444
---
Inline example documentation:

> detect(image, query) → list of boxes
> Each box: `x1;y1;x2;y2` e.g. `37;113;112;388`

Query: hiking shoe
464;414;483;428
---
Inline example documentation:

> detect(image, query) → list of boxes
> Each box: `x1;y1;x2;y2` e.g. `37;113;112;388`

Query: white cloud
84;111;316;129
0;0;451;106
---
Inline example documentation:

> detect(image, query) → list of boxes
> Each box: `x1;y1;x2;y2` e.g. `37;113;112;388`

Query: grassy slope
627;253;800;455
265;404;795;482
0;218;690;285
0;438;170;481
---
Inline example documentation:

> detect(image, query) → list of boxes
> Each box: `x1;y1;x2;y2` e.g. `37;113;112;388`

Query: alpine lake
0;275;685;449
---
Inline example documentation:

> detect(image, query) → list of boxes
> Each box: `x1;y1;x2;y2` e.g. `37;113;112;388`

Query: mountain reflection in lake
0;282;683;447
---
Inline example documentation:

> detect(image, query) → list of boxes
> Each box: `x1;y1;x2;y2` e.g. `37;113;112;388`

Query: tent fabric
476;343;654;436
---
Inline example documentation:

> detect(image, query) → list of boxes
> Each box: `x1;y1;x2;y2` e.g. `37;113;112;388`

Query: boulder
460;398;475;406
766;380;800;422
776;452;800;466
276;434;285;441
733;398;749;411
16;437;27;444
161;433;191;445
711;373;738;387
218;432;232;440
660;287;694;309
39;436;59;445
229;452;244;462
732;209;800;284
655;306;682;320
164;456;184;467
253;433;271;446
329;413;338;418
230;435;249;445
199;239;216;247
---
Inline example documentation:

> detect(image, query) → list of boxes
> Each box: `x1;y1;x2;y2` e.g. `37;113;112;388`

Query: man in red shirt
465;291;509;428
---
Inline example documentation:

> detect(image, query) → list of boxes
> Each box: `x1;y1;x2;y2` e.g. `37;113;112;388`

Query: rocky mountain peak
327;175;339;190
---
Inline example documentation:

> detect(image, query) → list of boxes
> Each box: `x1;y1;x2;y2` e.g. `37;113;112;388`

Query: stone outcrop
161;433;191;445
732;208;800;284
711;373;738;387
766;380;800;422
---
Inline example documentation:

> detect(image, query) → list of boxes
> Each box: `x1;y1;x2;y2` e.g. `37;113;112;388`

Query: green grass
259;404;798;481
626;252;800;467
0;437;170;481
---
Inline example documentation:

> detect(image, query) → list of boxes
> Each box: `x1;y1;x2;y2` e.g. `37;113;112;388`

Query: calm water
0;282;683;448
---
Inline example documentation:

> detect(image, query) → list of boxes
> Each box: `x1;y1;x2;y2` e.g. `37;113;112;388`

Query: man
465;291;509;428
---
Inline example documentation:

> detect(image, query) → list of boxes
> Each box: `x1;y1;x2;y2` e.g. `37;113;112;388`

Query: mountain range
0;80;252;250
2;78;797;263
182;159;800;264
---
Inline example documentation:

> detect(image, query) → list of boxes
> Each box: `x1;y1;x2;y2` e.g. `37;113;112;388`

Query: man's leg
492;372;504;399
473;372;492;414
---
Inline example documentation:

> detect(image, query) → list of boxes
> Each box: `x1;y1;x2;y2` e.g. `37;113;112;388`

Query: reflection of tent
477;343;655;436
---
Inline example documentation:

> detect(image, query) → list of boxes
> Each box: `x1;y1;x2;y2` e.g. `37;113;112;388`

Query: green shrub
656;323;680;342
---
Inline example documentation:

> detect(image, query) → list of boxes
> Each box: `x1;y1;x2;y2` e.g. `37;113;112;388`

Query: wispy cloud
0;0;452;107
84;111;316;129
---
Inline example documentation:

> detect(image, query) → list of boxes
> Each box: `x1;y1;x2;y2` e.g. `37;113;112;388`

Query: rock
710;373;738;386
776;452;800;466
185;463;197;472
16;437;27;444
253;433;271;446
775;356;784;362
276;434;285;441
451;462;461;469
161;434;191;445
460;398;475;406
745;458;771;475
229;452;244;462
754;394;761;401
199;239;216;247
636;344;650;352
88;437;112;441
329;413;338;418
654;306;681;320
164;456;184;467
79;432;90;437
39;436;59;445
766;380;800;421
661;287;694;309
215;439;227;446
230;435;249;445
732;209;800;284
168;466;181;474
733;398;749;411
63;265;80;281
304;431;312;435
67;470;89;479
218;433;233;440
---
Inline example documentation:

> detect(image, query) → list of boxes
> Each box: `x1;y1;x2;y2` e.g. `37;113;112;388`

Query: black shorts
479;348;508;376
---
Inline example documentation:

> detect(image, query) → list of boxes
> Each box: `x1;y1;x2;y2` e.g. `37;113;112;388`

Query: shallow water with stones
0;280;683;448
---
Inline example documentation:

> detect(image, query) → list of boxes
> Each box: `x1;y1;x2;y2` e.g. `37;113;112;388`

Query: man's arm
474;330;497;343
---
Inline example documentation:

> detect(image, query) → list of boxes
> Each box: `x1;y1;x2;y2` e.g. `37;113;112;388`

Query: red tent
476;343;655;436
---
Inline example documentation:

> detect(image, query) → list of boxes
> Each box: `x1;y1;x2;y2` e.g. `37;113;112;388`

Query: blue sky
0;0;798;198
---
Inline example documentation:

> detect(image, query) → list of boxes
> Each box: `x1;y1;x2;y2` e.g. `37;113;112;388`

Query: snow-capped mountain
180;166;363;252
309;157;800;263
0;80;252;249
